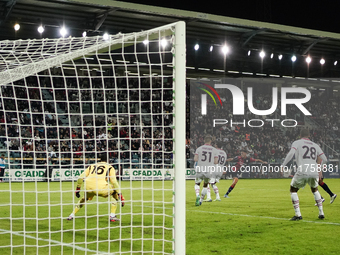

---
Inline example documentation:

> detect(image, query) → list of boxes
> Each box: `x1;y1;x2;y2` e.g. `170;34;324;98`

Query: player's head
98;152;108;162
300;128;310;138
0;154;4;159
241;149;247;158
215;141;224;149
204;135;212;144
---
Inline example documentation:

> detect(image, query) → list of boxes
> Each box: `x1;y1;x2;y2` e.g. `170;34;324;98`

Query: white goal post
0;21;186;254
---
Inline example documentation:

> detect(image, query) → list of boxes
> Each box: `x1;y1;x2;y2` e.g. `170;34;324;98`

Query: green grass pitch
0;179;339;254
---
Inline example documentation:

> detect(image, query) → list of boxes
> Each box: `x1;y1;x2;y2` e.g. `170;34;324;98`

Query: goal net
0;21;186;254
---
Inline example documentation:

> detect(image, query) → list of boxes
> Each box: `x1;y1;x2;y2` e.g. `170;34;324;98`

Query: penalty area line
0;228;111;254
188;209;340;226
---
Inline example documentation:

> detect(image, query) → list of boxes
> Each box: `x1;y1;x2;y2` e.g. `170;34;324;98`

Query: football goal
0;21;186;254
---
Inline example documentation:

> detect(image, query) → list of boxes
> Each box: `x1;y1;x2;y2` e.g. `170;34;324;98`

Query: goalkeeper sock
72;197;85;215
110;196;117;216
320;182;334;197
291;192;301;217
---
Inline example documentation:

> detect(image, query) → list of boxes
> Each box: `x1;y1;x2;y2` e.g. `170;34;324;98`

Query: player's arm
108;166;121;193
225;158;234;162
109;166;125;206
214;156;218;165
194;154;198;162
74;171;86;198
317;153;327;164
281;147;296;168
254;158;267;164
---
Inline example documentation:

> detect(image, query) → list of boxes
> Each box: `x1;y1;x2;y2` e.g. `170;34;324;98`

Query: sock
72;197;85;215
320;182;334;197
212;184;220;200
290;192;301;217
206;185;211;200
200;188;207;202
194;184;200;197
226;186;234;196
313;191;324;216
110;196;117;217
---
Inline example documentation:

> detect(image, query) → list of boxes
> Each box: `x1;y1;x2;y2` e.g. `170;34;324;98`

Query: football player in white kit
209;141;227;201
194;135;218;206
281;129;327;220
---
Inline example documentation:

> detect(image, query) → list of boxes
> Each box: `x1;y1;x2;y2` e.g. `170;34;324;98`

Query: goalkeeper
67;152;124;222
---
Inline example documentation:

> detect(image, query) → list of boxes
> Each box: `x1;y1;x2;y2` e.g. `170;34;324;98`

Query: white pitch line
0;228;112;254
187;209;340;226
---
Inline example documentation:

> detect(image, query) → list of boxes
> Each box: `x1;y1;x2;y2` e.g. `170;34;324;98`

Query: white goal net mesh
0;22;186;254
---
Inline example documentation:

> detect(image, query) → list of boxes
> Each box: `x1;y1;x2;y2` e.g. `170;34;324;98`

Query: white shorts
290;174;319;189
209;171;223;183
195;171;211;184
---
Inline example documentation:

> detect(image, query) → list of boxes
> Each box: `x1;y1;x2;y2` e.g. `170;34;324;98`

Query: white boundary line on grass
187;209;340;226
0;228;111;255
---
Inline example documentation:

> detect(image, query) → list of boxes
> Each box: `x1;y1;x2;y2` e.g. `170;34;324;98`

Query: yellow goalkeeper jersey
79;161;120;193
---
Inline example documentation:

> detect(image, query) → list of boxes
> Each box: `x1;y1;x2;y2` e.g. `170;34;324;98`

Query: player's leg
209;172;221;201
195;173;203;206
224;175;238;198
289;176;304;221
205;184;212;202
110;191;120;222
0;168;4;182
198;180;209;205
310;178;325;219
210;181;221;201
68;191;94;220
319;177;337;204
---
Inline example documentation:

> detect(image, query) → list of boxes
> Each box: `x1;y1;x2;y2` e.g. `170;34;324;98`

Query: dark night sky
120;0;340;34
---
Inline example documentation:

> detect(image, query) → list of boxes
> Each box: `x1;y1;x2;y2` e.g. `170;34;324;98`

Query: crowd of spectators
0;75;174;170
1;76;340;171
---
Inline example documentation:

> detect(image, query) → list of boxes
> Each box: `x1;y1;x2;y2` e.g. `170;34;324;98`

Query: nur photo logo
197;82;223;115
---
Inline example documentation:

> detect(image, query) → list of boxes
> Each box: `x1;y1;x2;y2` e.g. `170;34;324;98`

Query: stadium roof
2;0;340;79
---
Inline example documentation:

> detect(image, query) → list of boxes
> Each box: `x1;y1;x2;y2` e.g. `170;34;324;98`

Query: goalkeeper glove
118;193;125;207
75;187;81;198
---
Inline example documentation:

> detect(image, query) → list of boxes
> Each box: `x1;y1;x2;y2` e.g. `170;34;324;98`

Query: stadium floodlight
143;39;149;45
278;54;283;60
334;60;338;66
103;33;109;40
194;44;199;51
248;50;251;56
37;25;44;34
0;21;186;255
320;58;325;65
270;53;274;59
14;23;20;31
209;45;213;52
82;31;87;37
160;38;168;48
59;26;67;37
222;45;229;55
259;50;265;58
291;55;297;62
306;56;312;64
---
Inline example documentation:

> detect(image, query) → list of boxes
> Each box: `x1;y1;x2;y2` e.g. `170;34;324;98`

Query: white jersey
211;148;227;181
215;148;227;167
282;138;327;177
195;144;218;172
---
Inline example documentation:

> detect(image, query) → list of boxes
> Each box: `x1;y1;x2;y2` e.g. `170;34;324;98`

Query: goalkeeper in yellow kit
67;152;125;222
